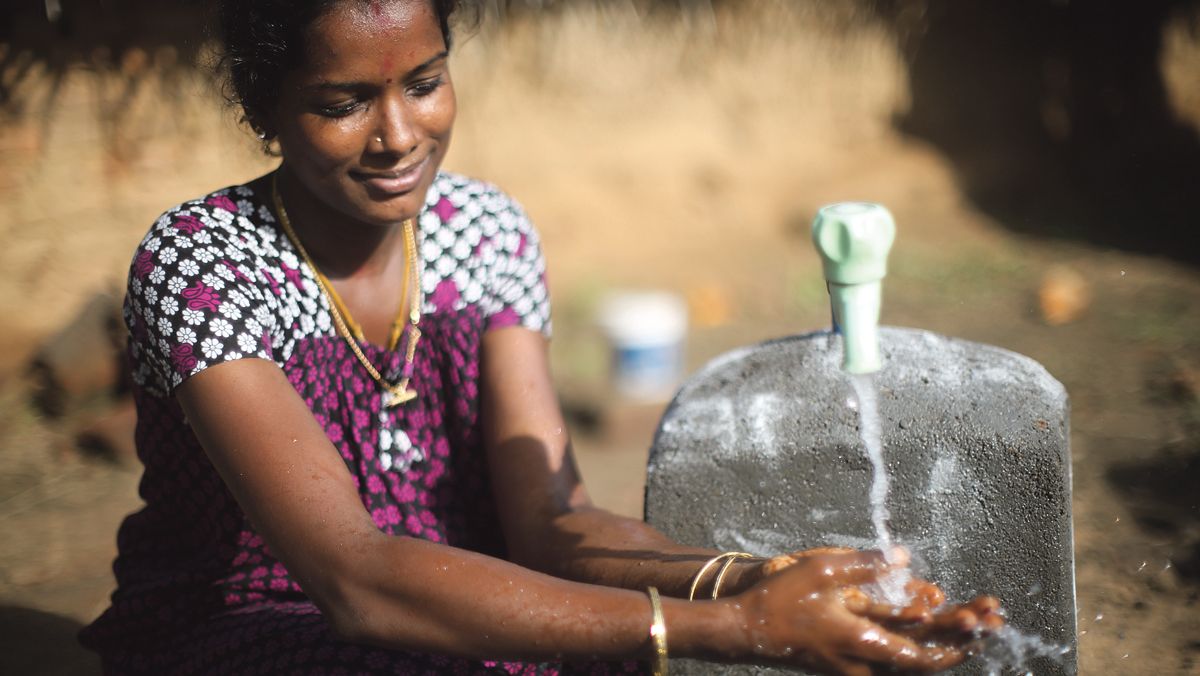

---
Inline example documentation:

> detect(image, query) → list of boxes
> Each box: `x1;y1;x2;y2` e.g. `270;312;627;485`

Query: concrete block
644;327;1076;675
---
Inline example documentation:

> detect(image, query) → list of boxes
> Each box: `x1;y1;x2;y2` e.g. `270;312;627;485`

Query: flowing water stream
848;372;911;605
846;368;1070;674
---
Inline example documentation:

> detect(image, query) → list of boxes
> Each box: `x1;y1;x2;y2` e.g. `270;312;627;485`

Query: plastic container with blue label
597;292;688;402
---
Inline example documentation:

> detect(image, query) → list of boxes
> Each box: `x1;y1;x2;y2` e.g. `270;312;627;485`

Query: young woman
80;1;1001;673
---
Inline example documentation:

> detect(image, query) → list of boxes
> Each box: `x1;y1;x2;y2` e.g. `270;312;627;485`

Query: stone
644;327;1076;675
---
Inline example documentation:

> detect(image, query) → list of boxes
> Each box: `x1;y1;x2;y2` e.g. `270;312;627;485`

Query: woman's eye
409;76;444;98
317;100;362;117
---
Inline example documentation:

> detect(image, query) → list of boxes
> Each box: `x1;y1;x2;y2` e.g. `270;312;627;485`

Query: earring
256;130;267;140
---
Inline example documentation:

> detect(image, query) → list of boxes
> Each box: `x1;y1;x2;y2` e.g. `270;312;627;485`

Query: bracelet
647;586;668;676
711;552;755;599
687;552;755;601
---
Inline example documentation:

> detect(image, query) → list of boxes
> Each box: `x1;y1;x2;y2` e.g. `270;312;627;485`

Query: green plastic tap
811;202;896;374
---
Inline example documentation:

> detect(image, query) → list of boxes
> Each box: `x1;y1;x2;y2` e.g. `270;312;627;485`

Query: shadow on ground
1106;446;1200;583
878;0;1200;265
0;605;100;676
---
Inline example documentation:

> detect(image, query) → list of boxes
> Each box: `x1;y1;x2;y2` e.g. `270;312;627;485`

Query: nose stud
375;136;384;146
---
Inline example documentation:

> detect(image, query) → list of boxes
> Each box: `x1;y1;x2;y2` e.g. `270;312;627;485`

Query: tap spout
828;280;883;374
812;202;895;374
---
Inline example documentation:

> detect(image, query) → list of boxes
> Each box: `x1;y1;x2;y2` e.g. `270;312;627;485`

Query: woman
80;0;1001;673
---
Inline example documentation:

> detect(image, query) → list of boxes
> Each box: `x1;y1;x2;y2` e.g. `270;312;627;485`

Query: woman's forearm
327;531;746;664
521;506;763;599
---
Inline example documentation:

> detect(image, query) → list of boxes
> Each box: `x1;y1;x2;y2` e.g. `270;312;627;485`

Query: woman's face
270;0;455;227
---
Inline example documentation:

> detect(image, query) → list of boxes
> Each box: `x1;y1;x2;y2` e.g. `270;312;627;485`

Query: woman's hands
724;548;1003;675
760;547;1004;639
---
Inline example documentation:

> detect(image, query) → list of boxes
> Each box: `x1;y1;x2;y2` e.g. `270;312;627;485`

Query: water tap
811;202;895;374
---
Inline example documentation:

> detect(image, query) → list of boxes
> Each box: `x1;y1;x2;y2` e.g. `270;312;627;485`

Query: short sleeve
481;194;552;337
125;192;281;396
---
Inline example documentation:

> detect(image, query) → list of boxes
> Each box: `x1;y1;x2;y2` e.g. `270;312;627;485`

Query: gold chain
270;173;422;407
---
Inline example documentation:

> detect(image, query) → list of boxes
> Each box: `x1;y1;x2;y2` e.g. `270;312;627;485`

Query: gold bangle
711;552;755;599
687;552;755;601
647;586;668;676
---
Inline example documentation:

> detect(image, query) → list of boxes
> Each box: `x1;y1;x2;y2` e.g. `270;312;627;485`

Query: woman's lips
353;156;428;195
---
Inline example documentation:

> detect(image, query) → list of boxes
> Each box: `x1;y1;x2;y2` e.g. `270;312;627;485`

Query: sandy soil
1;4;1198;674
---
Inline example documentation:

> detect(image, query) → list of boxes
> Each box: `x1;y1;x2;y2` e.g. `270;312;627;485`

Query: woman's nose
373;95;418;155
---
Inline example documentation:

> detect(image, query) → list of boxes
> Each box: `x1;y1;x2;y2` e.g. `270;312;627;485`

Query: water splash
848;372;911;604
978;624;1072;675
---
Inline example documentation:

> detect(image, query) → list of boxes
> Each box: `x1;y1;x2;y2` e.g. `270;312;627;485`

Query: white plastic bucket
597;291;688;401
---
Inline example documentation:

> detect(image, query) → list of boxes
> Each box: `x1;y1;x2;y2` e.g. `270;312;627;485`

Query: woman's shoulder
131;179;290;292
126;179;290;396
427;171;506;202
424;172;532;230
420;172;551;334
142;180;278;253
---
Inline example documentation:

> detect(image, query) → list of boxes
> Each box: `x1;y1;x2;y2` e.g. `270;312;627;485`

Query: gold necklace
271;174;422;408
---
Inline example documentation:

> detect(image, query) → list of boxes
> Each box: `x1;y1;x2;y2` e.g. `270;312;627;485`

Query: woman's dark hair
217;0;466;138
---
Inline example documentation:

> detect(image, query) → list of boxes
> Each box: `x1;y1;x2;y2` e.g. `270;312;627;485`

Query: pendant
378;412;424;473
383;387;417;408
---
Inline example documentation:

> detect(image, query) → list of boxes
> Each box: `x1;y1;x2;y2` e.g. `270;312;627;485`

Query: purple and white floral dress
80;172;643;675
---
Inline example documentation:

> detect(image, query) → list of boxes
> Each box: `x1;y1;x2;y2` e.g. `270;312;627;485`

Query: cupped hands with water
713;547;1004;675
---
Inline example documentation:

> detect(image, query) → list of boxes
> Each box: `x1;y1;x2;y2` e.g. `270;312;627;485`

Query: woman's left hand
739;547;1006;645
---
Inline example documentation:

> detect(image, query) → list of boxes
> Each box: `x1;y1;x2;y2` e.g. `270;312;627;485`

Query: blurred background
1;0;1198;673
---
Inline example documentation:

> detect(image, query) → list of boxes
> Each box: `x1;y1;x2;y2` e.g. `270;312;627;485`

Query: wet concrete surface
646;327;1075;675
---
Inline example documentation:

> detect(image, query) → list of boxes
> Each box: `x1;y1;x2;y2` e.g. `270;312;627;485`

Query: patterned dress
79;172;643;675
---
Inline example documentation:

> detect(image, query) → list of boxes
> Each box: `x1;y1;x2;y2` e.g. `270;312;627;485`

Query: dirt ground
2;4;1199;674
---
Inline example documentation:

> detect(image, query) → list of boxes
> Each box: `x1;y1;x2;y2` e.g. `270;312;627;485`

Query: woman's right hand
727;549;997;675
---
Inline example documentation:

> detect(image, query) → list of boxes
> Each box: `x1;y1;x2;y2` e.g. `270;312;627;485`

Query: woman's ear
247;115;275;140
245;113;278;152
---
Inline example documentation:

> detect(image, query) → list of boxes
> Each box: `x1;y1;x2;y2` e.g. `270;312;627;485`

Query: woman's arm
480;327;758;598
177;357;742;661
